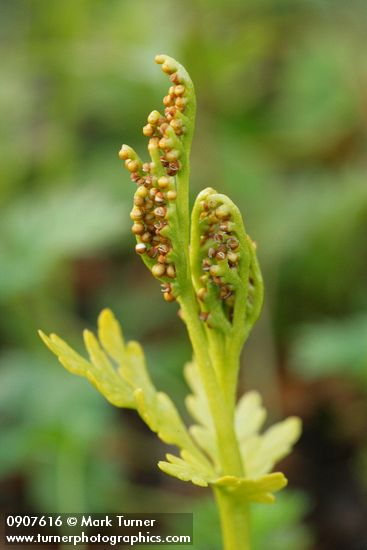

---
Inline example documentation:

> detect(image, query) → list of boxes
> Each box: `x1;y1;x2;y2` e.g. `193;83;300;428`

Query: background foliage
1;1;367;548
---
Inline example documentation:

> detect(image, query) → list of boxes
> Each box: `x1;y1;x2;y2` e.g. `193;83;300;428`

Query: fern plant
39;55;301;550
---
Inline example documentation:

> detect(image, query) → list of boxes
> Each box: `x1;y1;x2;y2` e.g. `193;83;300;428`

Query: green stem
223;337;243;415
208;331;241;418
179;288;252;550
179;292;244;477
214;488;251;550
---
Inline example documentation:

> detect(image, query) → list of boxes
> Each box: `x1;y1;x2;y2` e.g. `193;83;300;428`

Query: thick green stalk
214;488;251;550
179;291;252;550
207;331;241;418
179;292;244;477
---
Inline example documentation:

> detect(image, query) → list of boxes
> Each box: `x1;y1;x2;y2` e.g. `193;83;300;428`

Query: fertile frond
190;187;263;340
118;55;196;304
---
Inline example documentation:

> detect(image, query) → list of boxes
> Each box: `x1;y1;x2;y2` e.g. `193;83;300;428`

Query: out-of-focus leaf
271;32;360;154
252;490;314;550
291;315;367;384
0;186;127;298
0;350;126;511
0;351;112;436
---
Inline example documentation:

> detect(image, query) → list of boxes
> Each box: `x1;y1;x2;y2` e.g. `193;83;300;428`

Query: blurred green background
1;1;367;549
